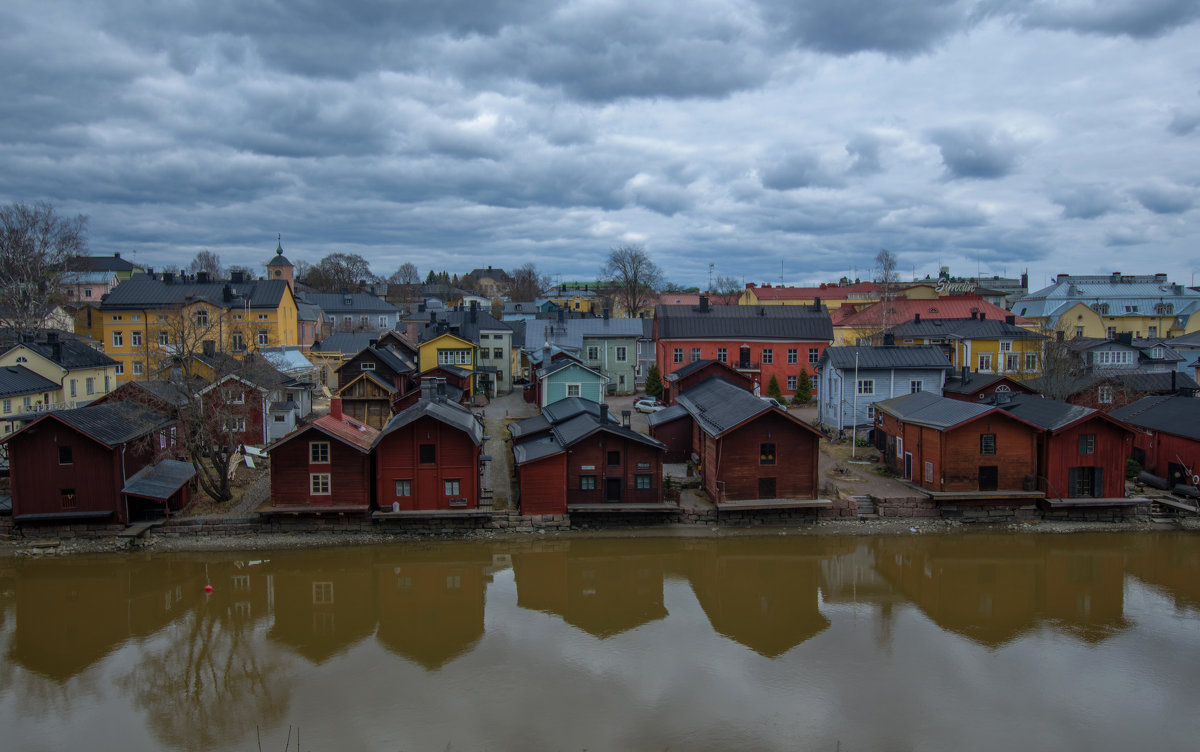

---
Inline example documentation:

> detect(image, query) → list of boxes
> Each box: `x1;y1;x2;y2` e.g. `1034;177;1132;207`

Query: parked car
634;398;666;413
759;396;786;409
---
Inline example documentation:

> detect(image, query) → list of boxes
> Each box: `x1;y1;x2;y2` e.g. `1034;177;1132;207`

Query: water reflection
1;533;1199;751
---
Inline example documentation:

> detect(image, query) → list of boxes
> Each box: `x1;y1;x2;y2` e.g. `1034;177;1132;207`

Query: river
1;532;1198;751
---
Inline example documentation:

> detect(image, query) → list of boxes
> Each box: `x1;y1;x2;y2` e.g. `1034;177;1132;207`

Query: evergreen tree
793;370;812;404
644;363;664;398
766;374;783;401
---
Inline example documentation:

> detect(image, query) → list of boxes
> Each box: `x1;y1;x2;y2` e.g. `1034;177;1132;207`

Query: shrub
1126;458;1142;481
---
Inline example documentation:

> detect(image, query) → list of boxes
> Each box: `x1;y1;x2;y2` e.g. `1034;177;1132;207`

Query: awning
122;459;197;500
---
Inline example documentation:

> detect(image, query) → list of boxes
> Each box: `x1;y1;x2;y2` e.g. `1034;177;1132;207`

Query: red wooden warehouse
512;400;668;515
373;387;484;512
2;402;178;525
267;398;379;513
1112;395;1200;488
661;358;755;406
659;376;824;506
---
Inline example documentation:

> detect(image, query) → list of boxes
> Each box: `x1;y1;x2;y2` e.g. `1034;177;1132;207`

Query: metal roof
646;403;689;426
873;391;996;429
301;292;399;314
1014;276;1200;325
883;318;1043;340
992;394;1096;431
310;331;386;353
5;338;118;370
820;345;953;371
1111;395;1200;440
523;317;646;351
0;366;60;397
16;401;174;447
655;305;833;342
674;376;772;436
834;296;1031;327
508;414;551;440
272;411;380;453
61;270;117;285
512;406;664;465
542;397;618;425
512;433;564;464
259;347;316;375
551;412;665;450
373;397;483;447
122;459;196;500
71;254;141;273
101;274;289;310
417;309;513;344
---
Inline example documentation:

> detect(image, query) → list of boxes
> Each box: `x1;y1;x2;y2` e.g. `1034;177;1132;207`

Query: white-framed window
1025;353;1038;371
310;473;331;495
111;314;122;321
232;332;245;351
257;330;269;346
379;316;387;327
195;309;208;327
395;479;412;496
1098;385;1113;404
857;379;874;395
158;330;169;346
925;461;933;482
587;346;599;361
86;377;95;395
1006;354;1020;372
896;436;903;458
910;380;923;393
580;475;596;490
809;348;820;364
999;340;1012;352
131;314;141;321
615;346;627;362
132;361;144;375
493;348;503;359
1079;434;1096;454
258;313;269;320
115;363;124;375
978;353;992;372
112;330;124;347
980;434;996;455
310;441;330;463
69;379;77;397
690;347;701;362
788;375;798;390
444;479;461;496
131;330;142;347
223;417;246;432
673;348;683;364
437;349;472;365
566;383;581;397
1107;326;1117;339
222;389;244;404
787;348;798;364
313;582;334;604
2;399;10;414
361;361;375;370
762;348;774;364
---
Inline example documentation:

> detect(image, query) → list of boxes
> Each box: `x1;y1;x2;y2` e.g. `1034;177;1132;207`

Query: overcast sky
3;1;1199;290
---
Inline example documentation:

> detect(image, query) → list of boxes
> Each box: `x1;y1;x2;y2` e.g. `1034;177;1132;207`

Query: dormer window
361;361;375;370
344;296;352;306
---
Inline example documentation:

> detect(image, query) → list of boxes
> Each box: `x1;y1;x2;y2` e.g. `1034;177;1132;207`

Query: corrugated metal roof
101;274;289;310
373;398;483;447
655;305;833;342
259;347;316;375
820;345;953;370
542;397;618;425
122;459;196;500
0;366;60;397
271;412;380;453
675;376;771;436
20;402;175;447
310;331;384;353
508;414;551;440
301;292;399;314
551;412;665;450
5;339;118;370
1014;277;1200;324
1112;395;1200;440
417;309;512;344
512;434;564;464
646;404;688;425
994;394;1096;431
884;318;1043;340
874;391;995;429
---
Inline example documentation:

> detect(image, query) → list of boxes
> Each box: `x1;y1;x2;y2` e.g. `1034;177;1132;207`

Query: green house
538;360;607;407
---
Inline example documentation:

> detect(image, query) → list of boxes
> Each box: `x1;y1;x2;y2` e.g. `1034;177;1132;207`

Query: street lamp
851;350;859;459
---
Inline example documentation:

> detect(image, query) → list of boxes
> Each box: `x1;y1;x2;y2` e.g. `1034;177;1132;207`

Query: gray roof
0;366;59;397
1014;275;1200;326
101;274;289;310
656;304;833;341
6;338;117;370
820;345;953;371
538;359;604;381
884;318;1043;340
873;391;996;429
646;403;689;426
992;394;1097;431
373;397;483;447
259;347;316;376
542;397;618;425
301;292;399;314
310;331;387;353
296;301;324;322
1166;330;1200;347
512;433;564;464
665;358;719;381
72;254;141;273
122;459;197;500
1112;395;1200;440
674;376;772;436
512;404;664;465
508;414;551;440
941;371;1026;395
26;401;174;447
523;317;646;351
417;309;513;344
1035;369;1200;398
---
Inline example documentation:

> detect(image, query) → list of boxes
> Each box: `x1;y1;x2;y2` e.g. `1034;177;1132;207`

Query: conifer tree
644;363;663;398
766;374;783;401
793;370;812;404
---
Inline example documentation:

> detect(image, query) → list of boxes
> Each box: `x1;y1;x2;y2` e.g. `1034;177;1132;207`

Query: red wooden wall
270;427;372;508
697;411;818;501
375;415;480;511
1042;418;1130;498
518;453;568;514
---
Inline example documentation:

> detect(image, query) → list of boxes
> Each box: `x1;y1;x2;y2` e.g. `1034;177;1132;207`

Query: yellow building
884;316;1046;380
0;332;120;433
1014;273;1200;340
418;332;477;397
99;272;298;383
739;281;881;308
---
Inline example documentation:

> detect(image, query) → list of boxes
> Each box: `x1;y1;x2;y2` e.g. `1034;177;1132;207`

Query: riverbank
5;515;1196;558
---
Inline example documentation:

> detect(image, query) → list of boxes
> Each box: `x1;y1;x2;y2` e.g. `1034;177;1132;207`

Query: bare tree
710;274;742;305
387;261;421;312
874;248;899;333
601;245;663;318
506;262;549;301
187;250;223;277
0;201;87;334
388;261;420;286
1037;330;1086;400
300;252;379;292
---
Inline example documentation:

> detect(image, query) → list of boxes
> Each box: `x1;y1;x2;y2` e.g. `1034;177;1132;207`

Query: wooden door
605;477;622;502
979;466;998;491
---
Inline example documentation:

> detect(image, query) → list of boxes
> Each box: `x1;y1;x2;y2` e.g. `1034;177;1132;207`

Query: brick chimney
330;397;343;420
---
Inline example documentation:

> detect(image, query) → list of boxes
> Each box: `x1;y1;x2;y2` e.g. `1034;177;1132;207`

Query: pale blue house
538;360;608;407
817;346;953;431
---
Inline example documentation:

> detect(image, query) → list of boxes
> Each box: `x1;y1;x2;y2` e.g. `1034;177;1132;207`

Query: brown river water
1;532;1198;751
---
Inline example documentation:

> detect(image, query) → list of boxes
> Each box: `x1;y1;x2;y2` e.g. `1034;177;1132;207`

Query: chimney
622;409;631;428
970;310;978;320
979;312;986;321
542;344;551;365
197;271;210;284
1005;314;1015;324
883;333;895;346
436;381;447;402
114;252;121;259
699;295;710;312
470;300;478;323
163;272;174;283
961;365;969;384
430;311;437;325
914;313;921;324
1111;272;1121;282
600;403;609;422
222;284;233;302
330;397;343;420
418;302;426;312
340;286;349;296
603;308;610;320
420;379;435;401
46;331;59;345
813;296;821;311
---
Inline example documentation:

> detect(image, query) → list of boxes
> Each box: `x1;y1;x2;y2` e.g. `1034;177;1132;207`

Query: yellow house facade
418;332;478;396
100;273;298;383
0;334;120;434
885;318;1046;380
1014;273;1200;341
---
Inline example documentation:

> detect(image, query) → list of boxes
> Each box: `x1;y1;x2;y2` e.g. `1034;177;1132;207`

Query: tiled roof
655;305;833;341
820;346;953;371
122;459;196;500
835;296;1031;327
301;292;399;314
1112;395;1200;441
101;274;289;310
273;412;380;453
374;398;483;447
0;366;59;397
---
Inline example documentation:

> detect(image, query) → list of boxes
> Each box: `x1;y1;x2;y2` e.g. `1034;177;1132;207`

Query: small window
857;379;874;395
493;348;503;359
444;479;461;496
310;441;330;463
566;384;581;397
132;361;144;375
361;361;376;371
313;582;334;604
809;348;820;364
274;414;286;422
925;461;933;482
978;353;992;371
195;309;209;327
980;434;996;455
760;443;776;465
86;377;95;395
60;488;77;508
59;446;73;465
897;436;904;459
3;399;10;414
910;380;923;393
258;313;269;320
419;444;436;464
607;450;620;466
580;475;597;490
115;363;125;375
257;330;269;346
1025;353;1038;371
787;375;798;390
395;480;412;497
615;346;627;362
673;348;683;364
762;348;774;364
636;474;652;489
1079;434;1096;454
310;473;331;495
70;379;77;397
636;462;651;470
587;346;599;361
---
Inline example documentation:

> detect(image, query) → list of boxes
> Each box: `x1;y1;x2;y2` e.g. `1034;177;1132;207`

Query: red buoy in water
204;585;213;593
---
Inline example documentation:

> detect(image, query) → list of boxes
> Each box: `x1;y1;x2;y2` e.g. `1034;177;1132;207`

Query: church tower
266;234;294;290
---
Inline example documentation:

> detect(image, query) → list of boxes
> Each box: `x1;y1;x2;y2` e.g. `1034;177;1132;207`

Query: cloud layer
1;0;1198;288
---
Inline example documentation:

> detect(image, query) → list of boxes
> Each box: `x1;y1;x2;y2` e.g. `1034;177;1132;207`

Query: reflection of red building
375;549;492;669
265;551;377;664
268;398;378;512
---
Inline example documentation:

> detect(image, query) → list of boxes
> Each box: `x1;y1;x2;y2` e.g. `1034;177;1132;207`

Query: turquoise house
538;360;608;407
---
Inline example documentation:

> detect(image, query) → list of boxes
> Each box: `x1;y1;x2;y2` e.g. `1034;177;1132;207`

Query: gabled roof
991;394;1099;432
552;412;666;451
883;318;1043;340
310;331;386;354
337;370;399;395
656;305;833;342
100;378;192;409
646;403;689;426
941;371;1034;396
523;317;645;351
874;391;1038;431
1112;395;1200;441
300;292;399;314
4;338;118;370
512;433;565;464
259;347;317;377
70;253;142;273
4;401;173;447
336;345;414;376
122;459;197;500
511;402;664;465
417;309;513;344
508;414;552;440
538;359;605;381
0;366;59;397
101;274;290;310
542;397;619;425
665;358;720;381
674;376;822;440
835;296;1031;327
819;345;953;371
272;411;380;453
1014;275;1200;325
373;397;483;447
748;281;880;301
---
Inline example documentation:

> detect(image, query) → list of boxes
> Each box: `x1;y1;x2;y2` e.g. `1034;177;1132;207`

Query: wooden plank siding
700;411;819;502
374;415;481;511
270;428;372;509
649;415;693;462
518;453;568;515
1041;418;1130;499
563;434;663;505
877;410;1037;492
